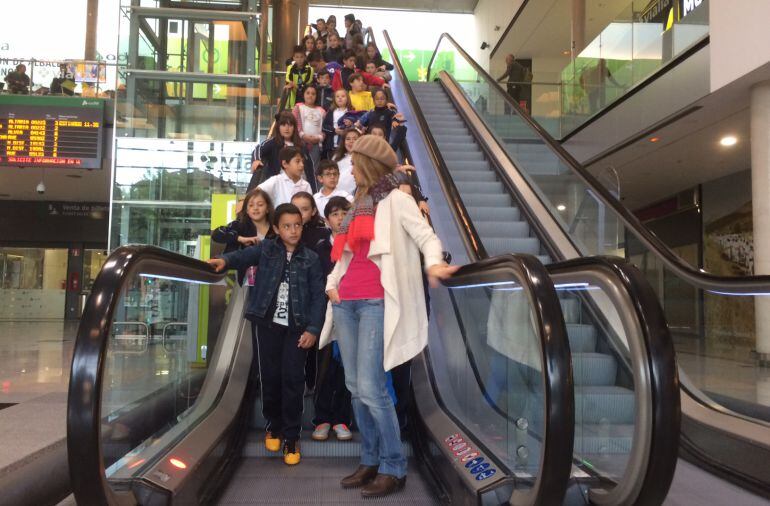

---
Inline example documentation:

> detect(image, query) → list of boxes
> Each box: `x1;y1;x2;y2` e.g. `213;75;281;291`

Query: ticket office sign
0;96;104;169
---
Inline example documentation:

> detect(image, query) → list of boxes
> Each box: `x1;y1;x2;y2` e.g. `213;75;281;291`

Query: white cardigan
319;190;444;371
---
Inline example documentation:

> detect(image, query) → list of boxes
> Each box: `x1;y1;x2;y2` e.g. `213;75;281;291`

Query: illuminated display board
0;96;104;169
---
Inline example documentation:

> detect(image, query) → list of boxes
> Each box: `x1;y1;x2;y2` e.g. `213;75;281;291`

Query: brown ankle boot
340;465;379;489
360;473;406;498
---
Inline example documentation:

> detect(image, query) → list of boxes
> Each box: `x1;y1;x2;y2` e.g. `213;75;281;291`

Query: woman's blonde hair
351;151;393;200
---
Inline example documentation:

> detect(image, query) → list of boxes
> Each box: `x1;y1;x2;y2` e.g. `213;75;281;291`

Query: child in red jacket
331;50;389;92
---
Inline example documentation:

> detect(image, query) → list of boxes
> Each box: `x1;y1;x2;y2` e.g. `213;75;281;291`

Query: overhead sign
0;95;104;168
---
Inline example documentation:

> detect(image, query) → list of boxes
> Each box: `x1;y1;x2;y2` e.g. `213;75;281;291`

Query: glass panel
100;269;233;478
431;278;546;490
83;249;109;292
0;248;68;320
558;282;636;486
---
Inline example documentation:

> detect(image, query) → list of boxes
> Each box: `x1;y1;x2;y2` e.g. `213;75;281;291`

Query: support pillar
571;0;586;60
85;0;99;60
298;0;309;37
751;81;770;361
272;0;300;72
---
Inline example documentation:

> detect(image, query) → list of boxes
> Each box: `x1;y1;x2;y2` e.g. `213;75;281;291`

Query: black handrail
67;245;224;505
546;256;680;505
382;30;487;259
425;32;770;294
442;254;575;506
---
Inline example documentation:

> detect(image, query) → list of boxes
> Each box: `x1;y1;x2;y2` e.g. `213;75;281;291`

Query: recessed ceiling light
649;137;660;143
556;204;567;211
720;135;738;147
562;50;570;55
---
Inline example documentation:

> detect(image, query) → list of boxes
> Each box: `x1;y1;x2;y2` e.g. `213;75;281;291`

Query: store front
0;201;109;320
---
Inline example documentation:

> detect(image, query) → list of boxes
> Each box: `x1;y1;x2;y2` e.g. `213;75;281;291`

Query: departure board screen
0;96;104;169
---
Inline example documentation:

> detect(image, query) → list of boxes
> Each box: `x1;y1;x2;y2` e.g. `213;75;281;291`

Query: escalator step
474;220;530;238
575;386;635;424
463;193;511;207
444;151;485;162
437;143;481;153
432;126;469;135
572;352;618;386
452;170;497;182
483;237;541;256
457;181;507;194
434;134;473;144
559;298;581;324
466;206;520;221
566;323;597;352
449;160;492;171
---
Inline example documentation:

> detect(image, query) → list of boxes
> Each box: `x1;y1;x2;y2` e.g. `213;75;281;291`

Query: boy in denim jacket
208;203;325;466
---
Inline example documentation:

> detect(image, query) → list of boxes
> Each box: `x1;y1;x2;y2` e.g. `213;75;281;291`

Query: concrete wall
709;0;770;92
472;0;525;68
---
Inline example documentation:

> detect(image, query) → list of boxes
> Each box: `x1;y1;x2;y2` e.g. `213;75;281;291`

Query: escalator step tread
219;458;438;504
575;386;635;424
566;323;597;351
243;432;412;459
572;352;618;386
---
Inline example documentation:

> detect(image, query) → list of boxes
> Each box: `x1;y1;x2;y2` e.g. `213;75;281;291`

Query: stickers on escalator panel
476;469;497;481
444;433;498;481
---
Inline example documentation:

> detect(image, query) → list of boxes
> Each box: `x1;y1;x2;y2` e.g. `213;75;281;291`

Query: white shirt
314;188;353;218
298;104;324;138
273;251;293;326
258;170;313;207
332;108;347;147
336;154;356;195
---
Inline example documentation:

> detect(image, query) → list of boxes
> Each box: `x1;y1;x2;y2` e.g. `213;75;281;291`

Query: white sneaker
333;423;353;441
312;423;331;441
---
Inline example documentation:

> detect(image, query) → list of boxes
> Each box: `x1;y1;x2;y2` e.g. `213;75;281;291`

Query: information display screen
0;96;104;169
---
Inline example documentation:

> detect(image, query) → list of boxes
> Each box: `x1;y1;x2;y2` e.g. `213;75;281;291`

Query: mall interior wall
472;0;524;69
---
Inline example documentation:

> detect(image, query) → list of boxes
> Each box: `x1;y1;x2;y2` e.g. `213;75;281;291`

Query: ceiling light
720;135;737;147
562;50;570;55
556;204;567;211
649;137;660;143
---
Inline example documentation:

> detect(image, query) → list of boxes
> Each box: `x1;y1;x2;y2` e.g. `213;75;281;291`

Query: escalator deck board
218;458;440;504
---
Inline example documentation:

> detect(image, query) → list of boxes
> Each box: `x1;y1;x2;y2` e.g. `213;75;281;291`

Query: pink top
339;241;384;300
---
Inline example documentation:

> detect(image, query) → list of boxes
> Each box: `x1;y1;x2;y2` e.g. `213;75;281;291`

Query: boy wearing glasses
314;159;353;221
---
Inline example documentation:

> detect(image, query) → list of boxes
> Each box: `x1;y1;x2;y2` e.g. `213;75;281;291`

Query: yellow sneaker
283;441;301;466
264;432;281;452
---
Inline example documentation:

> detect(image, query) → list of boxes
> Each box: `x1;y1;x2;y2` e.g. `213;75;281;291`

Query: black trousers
391;360;412;430
255;322;308;442
313;345;352;426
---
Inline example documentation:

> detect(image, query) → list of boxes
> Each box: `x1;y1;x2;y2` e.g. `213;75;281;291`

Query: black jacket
369;52;394;71
317;84;334;111
300;221;333;276
324;46;344;64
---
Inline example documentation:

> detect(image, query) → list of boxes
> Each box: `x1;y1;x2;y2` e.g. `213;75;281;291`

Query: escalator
385;29;770;504
63;29;686;506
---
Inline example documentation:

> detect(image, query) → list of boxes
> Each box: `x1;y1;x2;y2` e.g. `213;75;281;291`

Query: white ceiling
0;165;111;203
587;62;770;210
310;0;478;13
491;0;631;62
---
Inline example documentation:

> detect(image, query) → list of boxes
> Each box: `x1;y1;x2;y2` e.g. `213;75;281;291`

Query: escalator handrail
382;30;488;260
67;245;225;505
546;255;680;506
441;254;575;505
425;31;770;294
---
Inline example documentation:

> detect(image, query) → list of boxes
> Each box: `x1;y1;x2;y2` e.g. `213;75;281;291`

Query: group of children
210;13;428;467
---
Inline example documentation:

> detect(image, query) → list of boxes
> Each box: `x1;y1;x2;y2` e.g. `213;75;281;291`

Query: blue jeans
333;299;406;478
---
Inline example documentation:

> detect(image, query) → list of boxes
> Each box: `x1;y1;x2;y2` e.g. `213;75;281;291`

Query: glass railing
67;246;245;504
424;32;770;451
559;0;709;135
0;57;119;96
433;255;574;504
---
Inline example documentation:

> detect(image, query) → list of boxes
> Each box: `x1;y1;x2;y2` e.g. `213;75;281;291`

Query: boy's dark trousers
255;322;308;443
313;346;352;426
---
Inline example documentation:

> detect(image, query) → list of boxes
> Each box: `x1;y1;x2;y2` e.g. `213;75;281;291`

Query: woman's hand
250;159;263;173
327;288;340;304
418;200;430;216
237;236;260;246
298;331;317;349
427;263;460;288
207;258;226;272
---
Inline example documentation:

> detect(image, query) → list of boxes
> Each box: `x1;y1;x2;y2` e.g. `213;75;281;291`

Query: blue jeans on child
332;299;406;478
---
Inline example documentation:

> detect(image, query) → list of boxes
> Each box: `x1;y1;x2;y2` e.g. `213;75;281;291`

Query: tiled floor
0;320;77;404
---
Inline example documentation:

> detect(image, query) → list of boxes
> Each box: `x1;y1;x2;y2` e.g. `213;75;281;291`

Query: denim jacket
222;237;326;335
